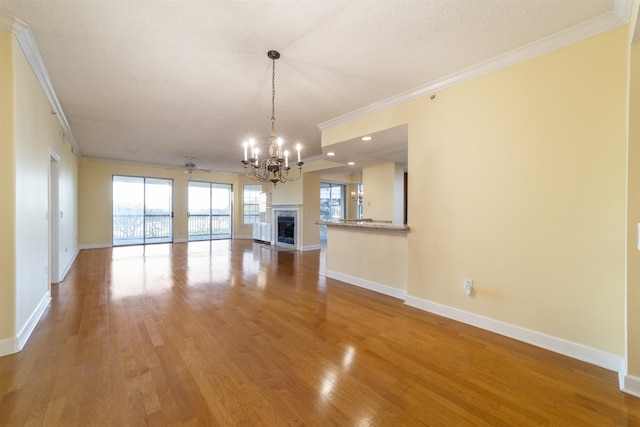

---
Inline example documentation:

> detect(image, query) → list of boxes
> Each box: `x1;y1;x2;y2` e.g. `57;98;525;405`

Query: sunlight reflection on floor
107;240;307;299
109;244;174;299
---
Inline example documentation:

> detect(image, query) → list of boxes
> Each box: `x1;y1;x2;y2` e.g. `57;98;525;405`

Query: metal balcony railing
188;214;231;239
113;214;172;245
113;213;231;244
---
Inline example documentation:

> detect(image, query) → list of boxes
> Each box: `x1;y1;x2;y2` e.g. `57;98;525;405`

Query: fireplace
272;205;300;250
277;216;295;245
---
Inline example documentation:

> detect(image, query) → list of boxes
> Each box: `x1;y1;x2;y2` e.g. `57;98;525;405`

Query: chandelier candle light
242;50;303;186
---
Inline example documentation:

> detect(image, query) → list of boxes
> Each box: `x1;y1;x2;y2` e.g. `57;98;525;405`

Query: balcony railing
113;214;172;245
113;213;231;245
188;214;231;239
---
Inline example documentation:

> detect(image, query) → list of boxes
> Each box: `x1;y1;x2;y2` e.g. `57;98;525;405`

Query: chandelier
242;50;303;186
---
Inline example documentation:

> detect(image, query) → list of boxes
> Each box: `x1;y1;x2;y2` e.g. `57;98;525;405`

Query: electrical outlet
464;279;473;295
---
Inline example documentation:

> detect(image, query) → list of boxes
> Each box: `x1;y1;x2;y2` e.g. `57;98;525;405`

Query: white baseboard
59;248;79;281
79;243;112;250
404;295;624;374
234;235;254;240
301;244;322;251
16;290;51;351
325;270;407;300
81;239;263;248
321;274;628;381
622;374;640;397
0;291;52;357
0;336;18;357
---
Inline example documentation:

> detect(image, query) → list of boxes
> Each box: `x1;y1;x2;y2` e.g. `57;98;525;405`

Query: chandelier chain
271;56;277;137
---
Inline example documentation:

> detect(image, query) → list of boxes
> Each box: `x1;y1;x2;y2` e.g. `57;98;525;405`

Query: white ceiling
0;0;625;175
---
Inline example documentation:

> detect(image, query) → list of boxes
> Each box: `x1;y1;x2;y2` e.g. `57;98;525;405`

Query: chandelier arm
243;160;303;184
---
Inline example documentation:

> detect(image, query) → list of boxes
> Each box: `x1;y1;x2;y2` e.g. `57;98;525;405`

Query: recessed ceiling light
327;152;335;156
361;136;372;141
347;161;355;166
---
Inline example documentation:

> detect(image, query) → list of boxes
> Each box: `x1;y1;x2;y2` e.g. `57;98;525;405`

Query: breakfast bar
317;220;409;299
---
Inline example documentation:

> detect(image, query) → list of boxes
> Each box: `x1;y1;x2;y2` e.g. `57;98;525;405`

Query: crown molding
14;27;81;156
318;0;631;131
0;11;80;156
0;11;27;33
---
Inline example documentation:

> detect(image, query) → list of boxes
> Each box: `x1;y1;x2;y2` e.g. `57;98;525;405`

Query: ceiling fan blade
164;157;211;173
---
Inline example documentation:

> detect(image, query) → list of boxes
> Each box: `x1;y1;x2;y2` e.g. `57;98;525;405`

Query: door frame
49;148;60;285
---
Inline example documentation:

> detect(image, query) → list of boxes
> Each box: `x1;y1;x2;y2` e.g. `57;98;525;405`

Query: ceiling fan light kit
241;50;303;186
170;157;210;174
184;160;196;174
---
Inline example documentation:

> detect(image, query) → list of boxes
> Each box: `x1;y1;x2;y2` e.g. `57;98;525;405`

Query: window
243;184;262;225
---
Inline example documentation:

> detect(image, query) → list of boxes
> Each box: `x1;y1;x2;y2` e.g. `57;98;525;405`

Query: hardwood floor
1;240;639;426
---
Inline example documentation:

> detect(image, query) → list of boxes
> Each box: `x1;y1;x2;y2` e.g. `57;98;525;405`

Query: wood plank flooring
1;240;639;426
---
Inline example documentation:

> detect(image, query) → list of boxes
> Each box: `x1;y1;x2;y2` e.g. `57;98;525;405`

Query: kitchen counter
316;219;409;232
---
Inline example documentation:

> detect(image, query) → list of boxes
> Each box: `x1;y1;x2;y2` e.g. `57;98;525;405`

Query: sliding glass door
112;176;173;246
319;182;345;242
188;181;232;240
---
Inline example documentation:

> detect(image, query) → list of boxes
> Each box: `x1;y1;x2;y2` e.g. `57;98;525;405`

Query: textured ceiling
0;0;623;175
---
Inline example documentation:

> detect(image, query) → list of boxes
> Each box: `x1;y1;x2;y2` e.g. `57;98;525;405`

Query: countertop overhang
316;219;409;232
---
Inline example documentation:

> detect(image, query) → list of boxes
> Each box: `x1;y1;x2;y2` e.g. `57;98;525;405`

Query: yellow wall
628;40;640;376
345;183;359;219
270;173;304;206
322;27;628;357
319;172;360;183
362;163;394;221
78;158;245;246
13;34;78;333
0;30;16;341
322;103;417;148
362;162;404;223
327;227;407;293
303;158;344;173
302;173;321;248
0;28;78;353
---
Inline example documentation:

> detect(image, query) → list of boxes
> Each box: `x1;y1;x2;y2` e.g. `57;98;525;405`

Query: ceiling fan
170;157;211;174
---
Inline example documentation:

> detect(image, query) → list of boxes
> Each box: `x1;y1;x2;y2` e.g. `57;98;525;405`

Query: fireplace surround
272;205;300;250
